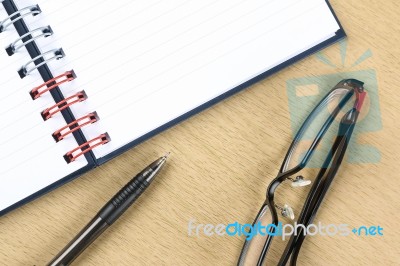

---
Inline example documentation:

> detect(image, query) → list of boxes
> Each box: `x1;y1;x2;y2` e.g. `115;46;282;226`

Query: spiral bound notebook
0;0;345;215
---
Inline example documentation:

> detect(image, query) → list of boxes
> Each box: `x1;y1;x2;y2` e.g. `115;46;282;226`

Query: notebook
0;0;345;216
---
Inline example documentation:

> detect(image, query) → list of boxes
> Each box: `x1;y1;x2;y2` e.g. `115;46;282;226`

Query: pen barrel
48;216;108;266
104;174;149;224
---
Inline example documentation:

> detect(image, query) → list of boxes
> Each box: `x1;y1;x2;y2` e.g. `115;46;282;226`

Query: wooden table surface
1;1;399;265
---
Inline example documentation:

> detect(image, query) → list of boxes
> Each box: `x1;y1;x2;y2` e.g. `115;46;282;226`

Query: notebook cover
0;0;345;217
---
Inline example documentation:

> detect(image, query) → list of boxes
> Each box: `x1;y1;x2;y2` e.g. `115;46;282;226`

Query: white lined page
0;1;88;213
35;0;341;158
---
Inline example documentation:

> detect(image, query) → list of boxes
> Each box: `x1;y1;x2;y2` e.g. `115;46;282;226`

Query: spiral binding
6;25;53;56
64;133;111;163
0;5;41;32
30;70;76;100
1;2;110;163
41;91;87;121
18;48;65;78
52;112;99;142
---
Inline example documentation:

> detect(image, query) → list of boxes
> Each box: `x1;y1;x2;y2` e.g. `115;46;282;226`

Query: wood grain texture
1;1;399;265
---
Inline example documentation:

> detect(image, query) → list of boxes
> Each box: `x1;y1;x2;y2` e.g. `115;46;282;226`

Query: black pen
48;153;169;266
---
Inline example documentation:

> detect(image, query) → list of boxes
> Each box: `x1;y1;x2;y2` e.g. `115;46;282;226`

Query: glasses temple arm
289;129;352;266
288;86;365;264
278;113;357;266
278;162;332;265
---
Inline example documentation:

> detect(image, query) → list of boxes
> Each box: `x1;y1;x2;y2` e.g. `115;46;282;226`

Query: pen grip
105;175;149;224
48;216;108;266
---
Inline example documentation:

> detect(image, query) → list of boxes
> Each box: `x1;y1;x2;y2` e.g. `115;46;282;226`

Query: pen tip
163;152;171;159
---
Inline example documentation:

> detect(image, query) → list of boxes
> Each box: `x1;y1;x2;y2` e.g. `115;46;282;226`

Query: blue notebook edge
0;0;345;217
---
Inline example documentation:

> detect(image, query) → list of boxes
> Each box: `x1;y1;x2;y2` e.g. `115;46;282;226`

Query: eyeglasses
237;79;367;266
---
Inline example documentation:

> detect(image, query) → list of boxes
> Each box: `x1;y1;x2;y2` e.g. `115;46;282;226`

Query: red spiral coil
64;133;110;163
41;91;87;121
31;71;110;162
52;112;99;142
30;70;76;99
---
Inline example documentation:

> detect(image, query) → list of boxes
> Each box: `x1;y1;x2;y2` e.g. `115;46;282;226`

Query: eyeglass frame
238;79;366;266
